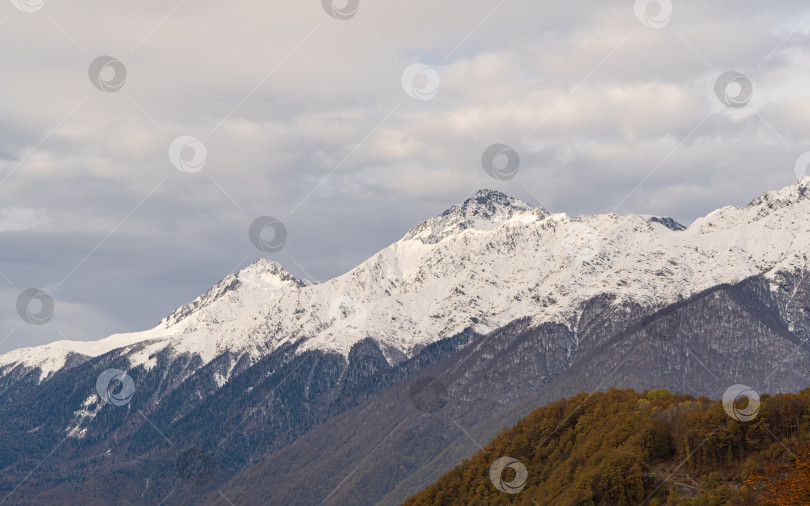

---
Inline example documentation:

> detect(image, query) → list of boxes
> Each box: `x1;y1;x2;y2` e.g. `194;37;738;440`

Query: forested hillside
404;388;810;505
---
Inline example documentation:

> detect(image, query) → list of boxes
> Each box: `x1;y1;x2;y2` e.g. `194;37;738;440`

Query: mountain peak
404;189;544;244
160;259;310;328
446;188;534;215
648;216;687;231
745;177;810;213
238;258;310;286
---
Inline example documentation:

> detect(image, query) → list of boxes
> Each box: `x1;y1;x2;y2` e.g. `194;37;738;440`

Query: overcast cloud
2;0;810;353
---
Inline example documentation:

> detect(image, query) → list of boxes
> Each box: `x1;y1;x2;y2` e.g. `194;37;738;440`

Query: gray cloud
2;0;810;352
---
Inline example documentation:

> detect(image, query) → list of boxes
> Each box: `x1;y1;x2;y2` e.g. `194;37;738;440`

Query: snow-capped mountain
5;181;810;505
3;181;810;385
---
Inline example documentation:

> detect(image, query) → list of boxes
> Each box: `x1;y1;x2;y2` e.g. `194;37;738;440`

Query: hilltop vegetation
404;388;810;505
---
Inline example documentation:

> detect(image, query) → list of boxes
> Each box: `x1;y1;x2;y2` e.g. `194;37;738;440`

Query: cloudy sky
2;0;810;353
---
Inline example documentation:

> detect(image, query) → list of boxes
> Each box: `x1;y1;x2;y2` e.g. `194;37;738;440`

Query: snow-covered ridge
161;258;311;328
0;259;310;380
4;179;810;383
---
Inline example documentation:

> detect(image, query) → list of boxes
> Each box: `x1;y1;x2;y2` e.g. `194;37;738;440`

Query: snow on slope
3;181;810;383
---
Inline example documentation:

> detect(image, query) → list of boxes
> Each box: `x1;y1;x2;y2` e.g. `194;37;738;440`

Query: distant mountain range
1;180;809;504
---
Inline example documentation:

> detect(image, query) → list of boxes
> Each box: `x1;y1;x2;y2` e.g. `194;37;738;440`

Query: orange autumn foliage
404;388;810;505
746;445;810;505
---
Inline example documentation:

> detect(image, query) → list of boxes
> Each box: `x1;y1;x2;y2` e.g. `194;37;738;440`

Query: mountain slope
403;388;810;505
3;181;810;503
205;271;810;505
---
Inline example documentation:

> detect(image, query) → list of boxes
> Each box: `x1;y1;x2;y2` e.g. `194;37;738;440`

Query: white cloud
0;207;47;233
